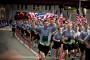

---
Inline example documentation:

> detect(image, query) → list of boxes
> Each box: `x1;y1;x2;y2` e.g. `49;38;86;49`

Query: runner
52;27;63;59
62;23;75;60
11;20;17;37
23;21;31;39
79;25;88;60
32;20;52;60
31;20;40;48
73;25;81;58
21;21;27;37
16;20;23;34
48;18;57;56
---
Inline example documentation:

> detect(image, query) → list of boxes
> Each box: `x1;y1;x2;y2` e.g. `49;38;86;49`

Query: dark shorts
31;30;40;40
16;26;19;30
52;41;61;49
34;34;40;40
63;39;73;51
63;44;73;51
38;43;50;56
79;41;86;52
50;35;54;42
25;30;30;37
85;48;90;60
72;40;79;49
12;28;15;32
72;44;79;49
31;30;35;38
16;26;18;29
21;28;24;35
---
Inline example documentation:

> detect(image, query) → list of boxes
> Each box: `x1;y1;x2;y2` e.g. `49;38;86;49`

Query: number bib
42;36;48;43
80;41;85;44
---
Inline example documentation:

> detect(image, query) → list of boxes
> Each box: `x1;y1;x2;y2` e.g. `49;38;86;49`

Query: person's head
57;27;62;32
68;21;73;27
43;20;49;27
64;22;68;28
49;19;55;24
66;24;72;31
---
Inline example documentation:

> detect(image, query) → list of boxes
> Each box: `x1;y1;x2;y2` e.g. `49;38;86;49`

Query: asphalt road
0;26;36;60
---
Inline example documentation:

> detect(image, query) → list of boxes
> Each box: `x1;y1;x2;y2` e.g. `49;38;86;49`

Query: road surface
0;26;36;60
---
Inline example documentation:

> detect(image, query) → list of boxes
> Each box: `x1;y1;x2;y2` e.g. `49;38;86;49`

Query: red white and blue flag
76;14;87;24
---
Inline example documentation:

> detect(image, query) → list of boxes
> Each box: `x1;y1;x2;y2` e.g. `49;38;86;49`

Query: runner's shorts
21;28;24;35
12;28;15;32
63;44;73;51
31;30;35;38
38;43;50;56
85;48;90;60
50;35;54;42
79;41;86;52
24;30;30;37
63;38;73;51
52;41;63;49
72;40;79;49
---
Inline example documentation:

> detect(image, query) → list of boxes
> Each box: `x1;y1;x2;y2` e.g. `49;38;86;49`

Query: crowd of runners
12;11;90;60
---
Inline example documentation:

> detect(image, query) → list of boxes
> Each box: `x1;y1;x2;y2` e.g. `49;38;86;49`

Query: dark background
0;0;90;8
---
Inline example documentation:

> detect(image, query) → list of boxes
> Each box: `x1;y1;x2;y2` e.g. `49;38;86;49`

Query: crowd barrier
0;20;9;28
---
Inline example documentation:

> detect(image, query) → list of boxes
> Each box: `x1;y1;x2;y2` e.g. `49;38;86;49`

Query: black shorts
85;48;90;60
72;44;79;49
16;26;19;30
31;30;40;40
31;30;35;38
16;26;21;31
21;28;24;35
34;34;40;40
50;35;54;42
38;43;50;56
25;30;30;37
79;43;86;52
63;44;73;51
78;41;86;52
72;40;79;49
52;41;61;49
12;28;15;32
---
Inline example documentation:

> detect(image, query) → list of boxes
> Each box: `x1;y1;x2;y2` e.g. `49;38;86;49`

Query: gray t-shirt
36;26;51;46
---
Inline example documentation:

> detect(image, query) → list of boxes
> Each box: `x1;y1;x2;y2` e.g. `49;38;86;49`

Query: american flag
76;14;82;24
76;14;87;24
76;8;87;24
81;16;87;24
76;8;82;24
44;13;54;20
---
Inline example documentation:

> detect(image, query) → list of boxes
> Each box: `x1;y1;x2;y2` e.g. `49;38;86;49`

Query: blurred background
0;0;90;23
